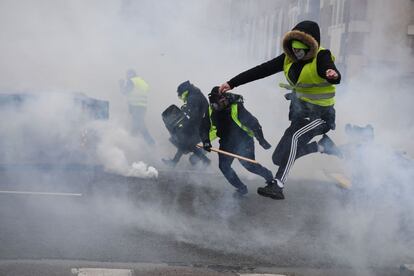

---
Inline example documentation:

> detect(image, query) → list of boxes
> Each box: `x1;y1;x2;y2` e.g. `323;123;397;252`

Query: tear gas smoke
0;0;413;272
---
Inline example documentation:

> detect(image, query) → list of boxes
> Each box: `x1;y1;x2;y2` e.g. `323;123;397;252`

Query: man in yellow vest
218;21;341;200
119;69;155;145
200;87;273;198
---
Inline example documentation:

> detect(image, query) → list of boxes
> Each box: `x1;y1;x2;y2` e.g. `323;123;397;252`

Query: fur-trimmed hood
282;20;320;62
177;80;195;96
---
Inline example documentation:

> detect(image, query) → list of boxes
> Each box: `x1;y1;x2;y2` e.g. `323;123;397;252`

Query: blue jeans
218;138;273;190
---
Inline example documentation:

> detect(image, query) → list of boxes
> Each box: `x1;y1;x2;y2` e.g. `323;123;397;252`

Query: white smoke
0;0;413;272
90;120;158;179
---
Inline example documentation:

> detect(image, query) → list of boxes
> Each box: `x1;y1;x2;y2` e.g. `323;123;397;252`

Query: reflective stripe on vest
128;77;149;107
282;47;336;107
279;83;335;100
230;104;254;137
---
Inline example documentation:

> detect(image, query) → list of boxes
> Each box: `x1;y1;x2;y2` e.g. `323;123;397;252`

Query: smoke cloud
0;0;413;272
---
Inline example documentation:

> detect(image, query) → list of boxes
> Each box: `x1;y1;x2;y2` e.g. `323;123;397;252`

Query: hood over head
177;80;193;96
282;20;320;62
126;69;137;79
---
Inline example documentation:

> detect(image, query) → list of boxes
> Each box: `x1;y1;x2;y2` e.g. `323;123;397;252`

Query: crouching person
162;80;211;167
200;87;273;197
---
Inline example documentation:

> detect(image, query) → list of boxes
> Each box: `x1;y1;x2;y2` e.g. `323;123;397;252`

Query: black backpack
162;104;198;150
162;105;189;134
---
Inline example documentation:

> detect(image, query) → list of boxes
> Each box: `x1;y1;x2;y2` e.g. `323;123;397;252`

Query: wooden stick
196;144;259;164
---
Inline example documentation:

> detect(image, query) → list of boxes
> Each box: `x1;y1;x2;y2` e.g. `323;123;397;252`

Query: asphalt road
0;165;413;275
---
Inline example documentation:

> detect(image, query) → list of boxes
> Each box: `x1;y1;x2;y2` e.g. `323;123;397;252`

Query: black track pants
273;118;330;183
219;138;273;190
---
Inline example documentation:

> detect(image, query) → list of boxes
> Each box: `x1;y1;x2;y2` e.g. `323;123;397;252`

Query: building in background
228;0;414;80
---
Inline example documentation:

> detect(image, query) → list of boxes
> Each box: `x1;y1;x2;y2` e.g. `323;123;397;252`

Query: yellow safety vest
281;47;336;107
208;104;254;140
128;77;149;107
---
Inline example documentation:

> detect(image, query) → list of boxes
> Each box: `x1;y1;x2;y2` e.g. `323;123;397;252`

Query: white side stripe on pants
281;119;325;182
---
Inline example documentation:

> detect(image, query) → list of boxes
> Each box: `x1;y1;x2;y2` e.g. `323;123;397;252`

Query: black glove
202;141;212;152
259;139;271;150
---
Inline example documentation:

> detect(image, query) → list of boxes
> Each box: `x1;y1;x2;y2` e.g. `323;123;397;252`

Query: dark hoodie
177;81;209;130
227;21;341;88
200;93;261;146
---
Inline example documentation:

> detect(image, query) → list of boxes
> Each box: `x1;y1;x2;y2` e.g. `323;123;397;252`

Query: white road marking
71;268;133;276
0;190;82;197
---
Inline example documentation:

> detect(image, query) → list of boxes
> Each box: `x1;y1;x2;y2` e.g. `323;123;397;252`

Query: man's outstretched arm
219;53;285;93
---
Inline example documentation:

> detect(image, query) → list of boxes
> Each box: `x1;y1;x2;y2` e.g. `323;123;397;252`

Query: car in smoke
0;91;109;120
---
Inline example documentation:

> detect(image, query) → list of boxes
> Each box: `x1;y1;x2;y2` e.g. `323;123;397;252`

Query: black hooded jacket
200;94;261;146
171;83;209;148
180;84;209;128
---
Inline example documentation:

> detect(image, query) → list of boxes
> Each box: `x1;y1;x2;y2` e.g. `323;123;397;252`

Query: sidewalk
0;260;403;276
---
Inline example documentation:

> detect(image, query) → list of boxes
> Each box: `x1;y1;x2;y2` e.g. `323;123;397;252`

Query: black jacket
181;85;209;134
200;97;261;146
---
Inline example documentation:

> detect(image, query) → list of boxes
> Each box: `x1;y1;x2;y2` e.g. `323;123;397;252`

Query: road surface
0;165;412;275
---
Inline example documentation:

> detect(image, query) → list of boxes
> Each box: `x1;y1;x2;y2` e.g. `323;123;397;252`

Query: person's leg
172;149;183;162
275;118;329;183
162;149;183;167
236;139;273;181
272;131;292;166
128;105;139;135
190;147;211;165
218;145;247;194
259;118;328;200
131;106;155;145
317;134;343;157
296;141;318;159
141;127;155;145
